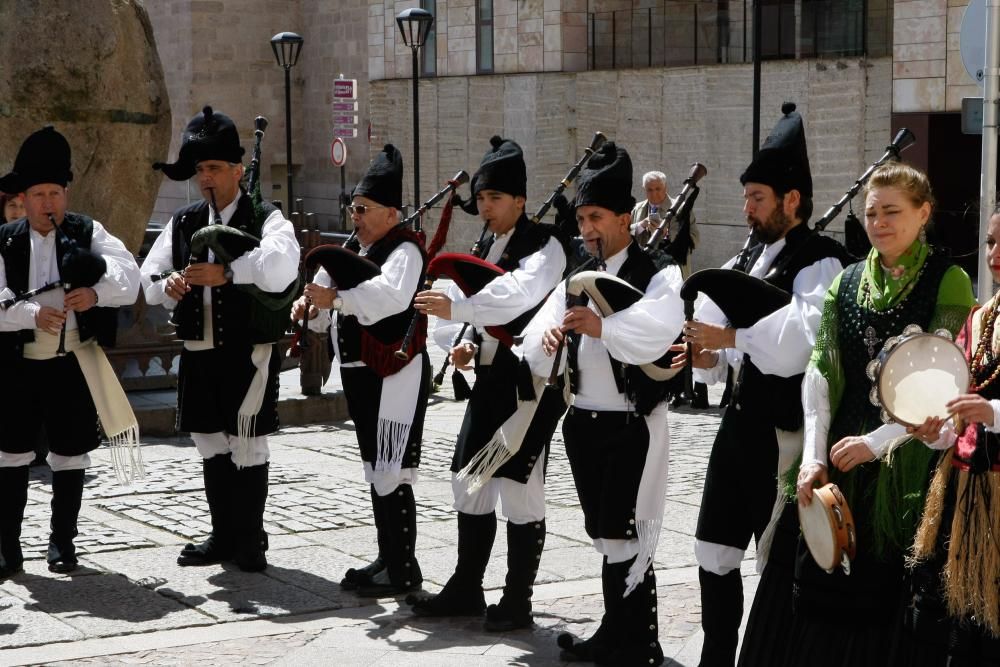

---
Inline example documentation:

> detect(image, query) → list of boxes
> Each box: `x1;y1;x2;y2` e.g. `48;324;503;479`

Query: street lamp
396;7;434;226
271;31;304;212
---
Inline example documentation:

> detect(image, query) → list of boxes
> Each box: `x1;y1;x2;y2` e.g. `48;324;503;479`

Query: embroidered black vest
333;227;428;377
0;214;118;358
733;224;850;431
473;215;560;365
830;251;951;444
565;242;673;416
169;193;289;345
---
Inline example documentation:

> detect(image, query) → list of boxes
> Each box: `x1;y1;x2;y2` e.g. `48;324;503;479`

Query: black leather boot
558;556;623;661
0;466;29;578
408;511;495;617
178;454;236;566
48;468;85;573
598;560;663;666
485;519;546;631
698;567;743;667
357;484;422;596
234;462;269;572
341;484;386;590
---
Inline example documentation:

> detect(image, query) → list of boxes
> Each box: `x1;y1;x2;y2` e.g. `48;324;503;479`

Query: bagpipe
49;213;109;355
679;128;916;333
290;170;470;358
422;131;609;397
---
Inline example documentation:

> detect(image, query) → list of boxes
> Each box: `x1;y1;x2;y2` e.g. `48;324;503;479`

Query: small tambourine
799;482;856;575
865;324;969;428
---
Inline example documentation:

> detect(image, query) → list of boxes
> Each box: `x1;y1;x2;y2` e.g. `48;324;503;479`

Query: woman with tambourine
790;163;975;666
896;207;1000;666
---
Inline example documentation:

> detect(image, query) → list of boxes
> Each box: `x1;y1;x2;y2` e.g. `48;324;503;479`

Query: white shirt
437;228;566;366
0;219;140;332
141;193;300;350
521;243;685;411
692;236;843;384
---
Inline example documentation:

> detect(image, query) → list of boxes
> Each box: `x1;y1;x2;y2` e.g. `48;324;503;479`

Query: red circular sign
330;137;347;167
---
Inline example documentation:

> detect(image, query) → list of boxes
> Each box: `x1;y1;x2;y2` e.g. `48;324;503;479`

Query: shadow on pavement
16;570;189;623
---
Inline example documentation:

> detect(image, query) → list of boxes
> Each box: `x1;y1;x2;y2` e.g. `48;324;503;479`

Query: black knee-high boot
357;484;422;596
341;484;387;590
48;468;85;573
601;561;664;666
698;567;743;667
0;466;29;577
558;556;625;661
234;462;269;572
485;519;546;631
178;454;237;566
408;511;496;616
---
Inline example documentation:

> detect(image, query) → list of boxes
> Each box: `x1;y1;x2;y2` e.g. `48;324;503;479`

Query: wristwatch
333;296;344;310
223;265;234;283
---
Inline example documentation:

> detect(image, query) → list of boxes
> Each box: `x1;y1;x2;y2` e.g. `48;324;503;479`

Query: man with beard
676;104;849;666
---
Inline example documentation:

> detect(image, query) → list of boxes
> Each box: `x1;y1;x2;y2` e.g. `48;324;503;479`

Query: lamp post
395;8;434;228
271;31;304;212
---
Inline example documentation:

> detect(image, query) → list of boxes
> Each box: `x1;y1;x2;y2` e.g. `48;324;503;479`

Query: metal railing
587;0;892;71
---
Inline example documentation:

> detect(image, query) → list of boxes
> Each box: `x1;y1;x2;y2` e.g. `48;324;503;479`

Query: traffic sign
961;0;986;86
330;137;348;166
334;78;357;99
333;101;358;112
333;115;358;125
334;127;358;138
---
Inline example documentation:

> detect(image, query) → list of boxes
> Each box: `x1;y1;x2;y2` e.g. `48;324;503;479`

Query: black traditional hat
740;102;812;198
0;126;73;194
457;135;527;215
353;144;403;209
153;106;245;181
573;141;635;214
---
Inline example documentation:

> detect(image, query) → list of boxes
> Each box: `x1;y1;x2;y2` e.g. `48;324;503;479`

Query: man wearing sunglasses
294;144;430;597
407;136;568;633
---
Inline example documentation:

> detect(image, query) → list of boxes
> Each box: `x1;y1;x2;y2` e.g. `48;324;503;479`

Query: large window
421;0;436;76
477;0;494;74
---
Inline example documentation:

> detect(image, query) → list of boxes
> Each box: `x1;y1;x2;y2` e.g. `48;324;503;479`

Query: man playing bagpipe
0;126;141;576
521;141;684;665
407;136;568;631
294;144;430;597
143;107;300;573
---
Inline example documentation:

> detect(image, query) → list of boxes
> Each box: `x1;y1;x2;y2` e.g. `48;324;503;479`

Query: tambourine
799;482;856;574
866;324;969;428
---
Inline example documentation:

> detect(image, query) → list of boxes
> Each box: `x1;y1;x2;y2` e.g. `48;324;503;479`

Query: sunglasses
348;203;387;216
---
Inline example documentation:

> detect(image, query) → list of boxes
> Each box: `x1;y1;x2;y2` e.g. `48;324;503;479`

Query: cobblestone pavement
0;340;759;666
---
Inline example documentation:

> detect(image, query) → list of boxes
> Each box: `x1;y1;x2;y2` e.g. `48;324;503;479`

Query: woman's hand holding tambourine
905;416;948;446
797;463;828;506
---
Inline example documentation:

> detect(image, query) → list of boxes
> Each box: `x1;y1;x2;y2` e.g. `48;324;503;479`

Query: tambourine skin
798;482;857;574
875;333;969;428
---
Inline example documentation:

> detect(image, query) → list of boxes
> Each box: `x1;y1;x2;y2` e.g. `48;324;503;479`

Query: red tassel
425;181;457;261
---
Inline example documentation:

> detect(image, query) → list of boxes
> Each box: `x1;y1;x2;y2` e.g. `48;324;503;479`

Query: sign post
330;138;349;230
332;75;359;230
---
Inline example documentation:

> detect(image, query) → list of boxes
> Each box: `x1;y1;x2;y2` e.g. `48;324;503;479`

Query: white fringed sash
624;404;670;597
233;344;272;469
371;355;422;496
24;329;143;485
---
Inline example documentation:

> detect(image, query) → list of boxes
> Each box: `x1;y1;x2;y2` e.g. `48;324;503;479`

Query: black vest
473;215;560;367
733;223;851;431
169;193;285;346
334;227;428;377
566;242;674;416
0;214;117;357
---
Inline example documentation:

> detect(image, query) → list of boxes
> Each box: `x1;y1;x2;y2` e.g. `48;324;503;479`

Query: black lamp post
271;31;304;212
395;8;434;225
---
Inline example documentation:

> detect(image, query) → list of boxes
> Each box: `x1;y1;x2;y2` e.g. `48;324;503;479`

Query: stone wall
370;57;892;270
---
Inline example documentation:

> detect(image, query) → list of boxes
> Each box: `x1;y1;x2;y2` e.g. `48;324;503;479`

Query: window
759;0;796;60
421;0;436;76
477;0;494;74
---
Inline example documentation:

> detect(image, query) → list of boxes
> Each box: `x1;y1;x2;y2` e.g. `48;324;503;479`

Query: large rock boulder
0;1;170;254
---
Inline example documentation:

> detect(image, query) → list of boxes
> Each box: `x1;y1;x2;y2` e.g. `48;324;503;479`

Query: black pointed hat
573;141;635;214
353;144;403;209
153;106;245;181
462;135;527;214
0;126;73;194
740;102;812;198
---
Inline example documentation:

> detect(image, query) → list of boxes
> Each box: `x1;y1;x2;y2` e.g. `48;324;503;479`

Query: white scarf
371;354;422;496
624;404;671;597
24;329;143;485
233;343;273;469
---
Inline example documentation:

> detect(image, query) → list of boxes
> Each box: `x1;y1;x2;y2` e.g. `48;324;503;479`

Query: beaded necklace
970;300;1000;392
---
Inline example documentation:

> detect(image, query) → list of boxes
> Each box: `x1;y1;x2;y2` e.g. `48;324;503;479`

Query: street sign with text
332;101;358;112
333;79;357;100
333;115;358;126
334;127;358;138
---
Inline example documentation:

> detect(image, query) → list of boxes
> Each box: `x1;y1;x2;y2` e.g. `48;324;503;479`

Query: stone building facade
141;0;985;272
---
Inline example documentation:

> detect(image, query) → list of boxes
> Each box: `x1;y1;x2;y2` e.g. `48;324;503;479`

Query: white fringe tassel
455;429;514;494
624;518;662;597
108;425;144;486
376;418;411;473
234;413;258;470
